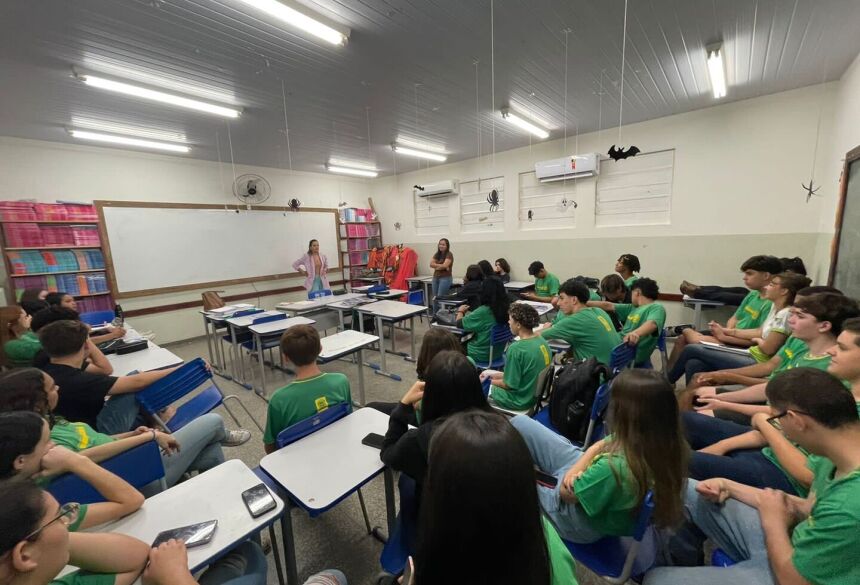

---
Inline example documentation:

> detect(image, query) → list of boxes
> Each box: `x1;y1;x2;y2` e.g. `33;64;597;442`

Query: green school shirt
573;449;640;535
733;290;772;330
770;337;809;377
620;302;667;365
462;305;506;364
3;331;41;367
791;455;860;585
588;290;601;301
535;273;560;298
51;420;115;452
623;275;639;288
263;373;352;445
491;336;551;410
541;308;621;366
543;516;579;585
51;504;115;585
769;350;832;380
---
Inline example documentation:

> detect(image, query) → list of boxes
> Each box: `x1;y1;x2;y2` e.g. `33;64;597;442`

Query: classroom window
518;171;578;230
459;176;504;234
595;149;674;227
414;190;451;236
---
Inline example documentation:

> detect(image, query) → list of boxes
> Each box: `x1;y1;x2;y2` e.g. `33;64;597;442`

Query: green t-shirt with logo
791;455;860;585
769;337;809;377
768;349;831;381
588;289;601;301
264;372;352;445
543;516;579;585
51;420;115;452
3;331;42;367
572;448;640;536
462;305;507;364
618;302;667;365
535;273;560;298
541;308;621;366
733;290;772;330
623;275;639;288
491;336;551;411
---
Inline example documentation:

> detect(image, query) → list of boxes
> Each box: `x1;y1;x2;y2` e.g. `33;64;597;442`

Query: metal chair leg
268;524;285;585
222;395;265;431
357;488;372;535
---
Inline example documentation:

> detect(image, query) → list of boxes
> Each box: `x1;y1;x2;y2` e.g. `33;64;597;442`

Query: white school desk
259;407;396;585
514;299;554;316
318;330;379;405
422;277;463;309
199;305;257;379
682;295;726;329
225;310;282;389
248;316;315;395
355;300;427;380
369;288;408;300
277;293;364;315
63;460;285;584
325;297;379;330
505;280;535;292
353;275;385;284
106;329;183;374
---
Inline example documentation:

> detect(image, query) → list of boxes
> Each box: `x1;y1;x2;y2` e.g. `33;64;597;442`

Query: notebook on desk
700;341;751;356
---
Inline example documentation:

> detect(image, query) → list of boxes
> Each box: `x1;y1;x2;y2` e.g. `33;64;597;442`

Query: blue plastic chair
564;491;657;584
367;283;388;294
533;380;611;448
241;313;287;352
80;310;116;327
634;328;669;375
379;474;418;574
473;323;515;370
47;440;166;504
135;357;261;432
609;342;636;374
711;548;737;567
308;289;333;300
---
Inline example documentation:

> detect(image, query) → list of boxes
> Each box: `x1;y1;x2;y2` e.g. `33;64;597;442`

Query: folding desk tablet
505;280;536;292
318;330;379;405
682;295;726;329
354;300;428;380
326;296;379;331
225;310;282;388
259;407;396;585
369;288;408;300
106;329;183;374
514;299;555;317
248;316;315;395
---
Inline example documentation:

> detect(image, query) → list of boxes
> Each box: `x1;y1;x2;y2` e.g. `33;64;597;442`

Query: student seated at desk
0;368;248;492
409;410;578;585
511;369;687;544
263;325;351;454
33;306;127;347
478;259;495;278
493;257;511;284
31;307;115;375
522;261;559;303
644;367;860;585
484;304;551;412
45;291;78;312
587;277;666;367
1;305;41;368
677;254;783;306
19;287;49;316
0;411;144;519
537;279;621;366
443;264;483;311
38;320;183;435
595;274;627;330
615;253;641;291
668;255;781;371
456;278;510;365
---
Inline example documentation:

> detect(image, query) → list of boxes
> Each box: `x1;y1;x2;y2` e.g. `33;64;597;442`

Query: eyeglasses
766;409;814;427
23;502;80;542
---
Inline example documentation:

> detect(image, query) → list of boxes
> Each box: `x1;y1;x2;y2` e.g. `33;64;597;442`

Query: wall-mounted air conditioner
534;153;600;182
414;180;459;198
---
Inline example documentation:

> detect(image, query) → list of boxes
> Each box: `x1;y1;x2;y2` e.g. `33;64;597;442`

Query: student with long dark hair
19;287;48;316
477;259;494;277
414;410;577;585
457;277;510;364
45;291;78;312
448;263;484;311
493;258;511;283
429;238;453;314
512;369;688;543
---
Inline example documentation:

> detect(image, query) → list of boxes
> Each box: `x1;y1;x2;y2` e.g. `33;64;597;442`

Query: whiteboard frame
95;200;342;298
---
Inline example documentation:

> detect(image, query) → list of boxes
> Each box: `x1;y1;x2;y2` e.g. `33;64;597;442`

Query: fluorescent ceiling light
76;74;241;118
68;129;190;153
707;44;727;99
326;164;378;178
501;108;549;139
234;0;348;45
391;144;448;162
70;117;187;143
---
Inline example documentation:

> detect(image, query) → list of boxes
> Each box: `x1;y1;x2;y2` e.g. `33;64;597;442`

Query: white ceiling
1;0;858;176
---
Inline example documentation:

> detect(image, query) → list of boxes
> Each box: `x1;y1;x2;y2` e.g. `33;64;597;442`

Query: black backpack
548;357;610;443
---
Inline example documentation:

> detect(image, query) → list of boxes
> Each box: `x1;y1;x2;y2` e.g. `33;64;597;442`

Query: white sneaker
221;429;251;447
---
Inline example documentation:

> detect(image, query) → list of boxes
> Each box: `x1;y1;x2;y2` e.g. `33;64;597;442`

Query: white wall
0;137;374;343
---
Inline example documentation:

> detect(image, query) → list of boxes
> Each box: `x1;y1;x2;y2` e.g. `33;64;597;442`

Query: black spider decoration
802;181;821;203
487;189;500;212
287;198;302;211
527;209;533;221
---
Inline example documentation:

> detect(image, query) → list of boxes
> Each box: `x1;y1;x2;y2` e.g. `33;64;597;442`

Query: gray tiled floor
164;318;650;584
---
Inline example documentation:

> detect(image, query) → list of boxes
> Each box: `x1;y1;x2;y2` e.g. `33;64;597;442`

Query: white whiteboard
99;204;340;297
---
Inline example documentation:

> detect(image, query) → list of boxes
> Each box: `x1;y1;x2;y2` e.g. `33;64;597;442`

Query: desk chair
80;310;116;327
219;308;263;380
406;289;426;323
136;357;262;432
308;289;333;300
564;491;656;584
635;329;670;378
241;313;287;374
532;380;612;449
490;362;556;418
473;323;515;370
609;342;636;374
47;440;166;504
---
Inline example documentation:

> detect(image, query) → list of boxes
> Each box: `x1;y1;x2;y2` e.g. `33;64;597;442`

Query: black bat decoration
287;198;302;211
802;181;821;203
607;145;641;161
487;189;500;212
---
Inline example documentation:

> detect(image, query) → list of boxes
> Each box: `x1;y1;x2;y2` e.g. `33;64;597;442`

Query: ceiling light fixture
67;129;190;153
326;164;378;178
75;73;241;118
500;108;549;139
234;0;348;45
707;43;727;99
391;144;448;162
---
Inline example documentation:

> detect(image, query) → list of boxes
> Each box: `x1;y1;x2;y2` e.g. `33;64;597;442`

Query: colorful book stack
0;202;38;221
339;207;375;223
7;249;105;275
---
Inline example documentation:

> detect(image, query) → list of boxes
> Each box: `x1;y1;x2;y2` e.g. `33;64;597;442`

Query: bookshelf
338;208;383;287
0;202;114;312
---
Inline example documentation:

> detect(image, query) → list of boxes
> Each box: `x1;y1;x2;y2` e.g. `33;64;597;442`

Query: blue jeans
310;276;324;294
644;481;775;585
431;276;453;314
669;344;756;384
510;415;603;543
97;393;146;435
682;412;797;494
198;541;269;585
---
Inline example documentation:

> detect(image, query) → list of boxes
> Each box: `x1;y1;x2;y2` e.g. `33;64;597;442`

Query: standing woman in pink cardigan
292;239;330;296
